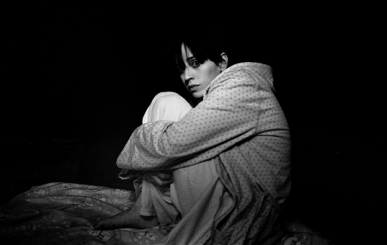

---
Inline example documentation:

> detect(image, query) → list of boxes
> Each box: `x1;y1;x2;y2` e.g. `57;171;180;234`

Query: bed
0;182;333;244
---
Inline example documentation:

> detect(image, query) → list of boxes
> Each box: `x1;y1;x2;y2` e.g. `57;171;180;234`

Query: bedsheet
0;182;333;244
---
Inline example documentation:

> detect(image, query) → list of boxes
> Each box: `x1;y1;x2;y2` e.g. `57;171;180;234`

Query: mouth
187;85;199;92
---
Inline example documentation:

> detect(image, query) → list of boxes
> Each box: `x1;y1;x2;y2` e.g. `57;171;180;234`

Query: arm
117;69;278;171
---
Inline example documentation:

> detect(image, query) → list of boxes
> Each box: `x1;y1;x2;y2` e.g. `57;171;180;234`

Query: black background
3;5;383;244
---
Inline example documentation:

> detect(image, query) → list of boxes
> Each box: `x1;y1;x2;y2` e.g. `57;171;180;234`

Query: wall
4;8;383;244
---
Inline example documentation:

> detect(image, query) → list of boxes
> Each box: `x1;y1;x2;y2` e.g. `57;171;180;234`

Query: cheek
180;74;185;84
205;67;220;82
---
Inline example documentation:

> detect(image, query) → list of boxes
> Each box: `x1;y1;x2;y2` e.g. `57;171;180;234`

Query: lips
188;85;199;91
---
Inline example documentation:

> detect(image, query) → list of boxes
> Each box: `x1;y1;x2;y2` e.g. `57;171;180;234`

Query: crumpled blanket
0;182;334;245
0;182;174;244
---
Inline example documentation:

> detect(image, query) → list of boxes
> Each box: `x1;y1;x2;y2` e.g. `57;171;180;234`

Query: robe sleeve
117;68;279;171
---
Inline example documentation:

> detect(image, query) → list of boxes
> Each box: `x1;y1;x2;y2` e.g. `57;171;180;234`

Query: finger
155;172;173;180
151;175;173;186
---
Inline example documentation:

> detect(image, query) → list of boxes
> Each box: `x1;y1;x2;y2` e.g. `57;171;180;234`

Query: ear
218;52;229;72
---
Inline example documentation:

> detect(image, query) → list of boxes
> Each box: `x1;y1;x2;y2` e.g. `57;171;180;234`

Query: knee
153;92;186;104
146;92;192;122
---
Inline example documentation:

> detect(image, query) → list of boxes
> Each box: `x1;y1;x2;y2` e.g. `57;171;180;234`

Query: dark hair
167;33;229;70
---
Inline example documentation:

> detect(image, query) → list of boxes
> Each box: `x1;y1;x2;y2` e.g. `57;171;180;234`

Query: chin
192;91;204;99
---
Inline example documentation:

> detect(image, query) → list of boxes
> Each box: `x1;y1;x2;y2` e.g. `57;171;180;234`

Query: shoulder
225;63;272;79
218;62;274;89
211;63;272;87
204;63;274;99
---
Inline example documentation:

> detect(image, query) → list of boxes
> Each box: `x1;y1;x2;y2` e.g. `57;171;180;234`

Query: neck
188;96;202;108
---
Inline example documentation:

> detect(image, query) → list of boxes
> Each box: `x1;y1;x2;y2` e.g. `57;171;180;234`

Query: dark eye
190;59;201;68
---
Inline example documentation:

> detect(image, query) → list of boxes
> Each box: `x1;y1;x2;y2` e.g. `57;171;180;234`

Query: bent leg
95;92;192;230
138;92;192;217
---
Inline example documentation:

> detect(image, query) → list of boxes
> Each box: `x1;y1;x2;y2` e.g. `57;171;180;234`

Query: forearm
117;98;259;170
116;71;283;171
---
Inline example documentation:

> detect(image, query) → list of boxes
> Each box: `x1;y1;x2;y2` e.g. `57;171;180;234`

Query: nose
184;67;193;85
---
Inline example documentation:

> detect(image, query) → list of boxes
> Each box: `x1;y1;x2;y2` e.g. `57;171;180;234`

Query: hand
144;172;173;187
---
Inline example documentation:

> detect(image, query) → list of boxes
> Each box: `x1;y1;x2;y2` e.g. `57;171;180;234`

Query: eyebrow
187;56;196;62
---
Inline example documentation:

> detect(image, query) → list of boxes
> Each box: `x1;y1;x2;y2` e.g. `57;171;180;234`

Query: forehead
175;43;193;63
181;43;193;57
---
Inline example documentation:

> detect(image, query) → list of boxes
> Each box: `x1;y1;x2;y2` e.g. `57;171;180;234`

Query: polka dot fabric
117;62;291;244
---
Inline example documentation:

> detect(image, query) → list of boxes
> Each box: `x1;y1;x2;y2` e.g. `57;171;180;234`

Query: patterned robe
117;62;291;244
